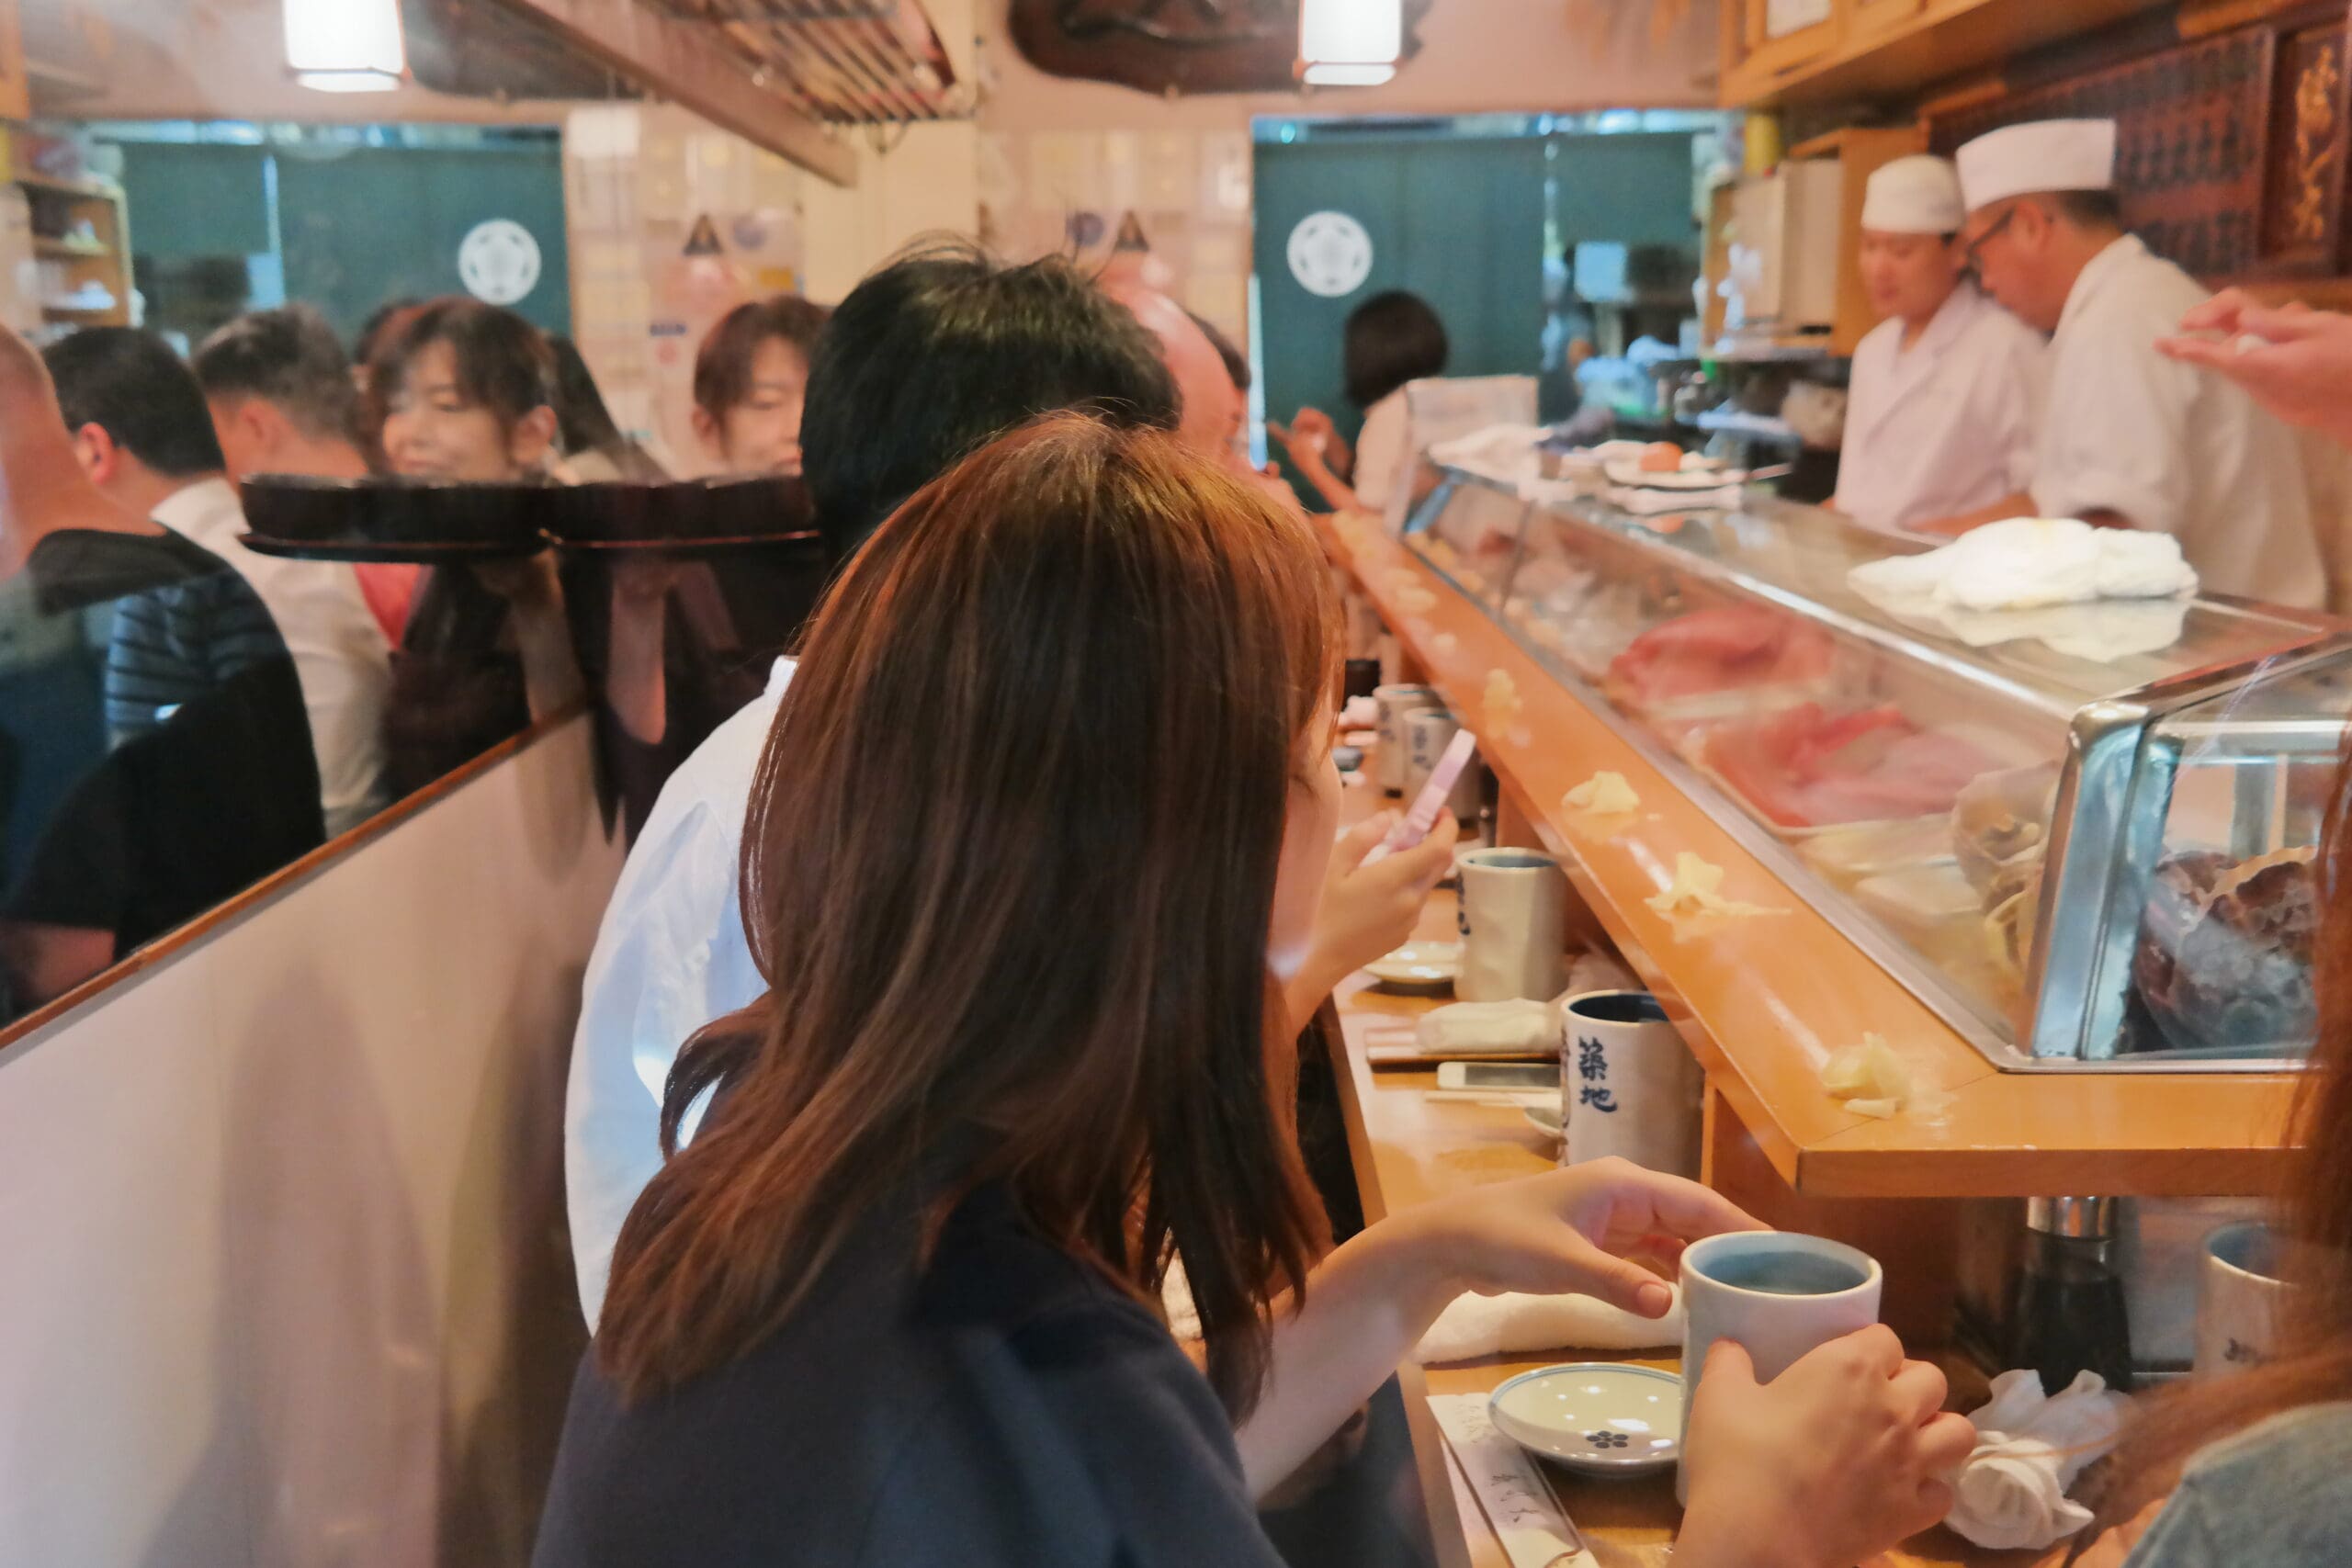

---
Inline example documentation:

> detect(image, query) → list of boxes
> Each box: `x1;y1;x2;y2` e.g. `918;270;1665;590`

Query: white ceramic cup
2194;1221;2295;1376
1401;707;1483;826
1559;990;1702;1178
1374;683;1443;795
1677;1232;1883;1504
1455;847;1566;1003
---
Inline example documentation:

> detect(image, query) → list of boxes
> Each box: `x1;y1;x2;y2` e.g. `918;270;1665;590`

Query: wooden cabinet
0;0;26;122
1721;0;2168;107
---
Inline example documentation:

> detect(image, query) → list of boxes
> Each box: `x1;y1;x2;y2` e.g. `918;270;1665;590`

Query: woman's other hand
1282;809;1458;1030
1386;1157;1764;1320
1677;1325;1978;1568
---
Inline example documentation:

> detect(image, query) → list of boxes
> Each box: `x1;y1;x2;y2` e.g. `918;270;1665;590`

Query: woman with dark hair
690;296;831;476
1273;288;1450;519
533;414;1973;1567
368;298;582;794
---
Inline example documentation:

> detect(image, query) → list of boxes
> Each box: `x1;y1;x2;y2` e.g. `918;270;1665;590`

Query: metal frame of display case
1405;467;2351;1074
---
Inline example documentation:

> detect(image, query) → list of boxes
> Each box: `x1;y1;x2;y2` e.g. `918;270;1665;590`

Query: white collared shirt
2032;235;2325;609
564;656;792;1325
154;477;392;832
1837;283;2046;533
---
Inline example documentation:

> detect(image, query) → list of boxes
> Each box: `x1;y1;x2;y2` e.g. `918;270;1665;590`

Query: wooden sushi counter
1317;508;2301;1204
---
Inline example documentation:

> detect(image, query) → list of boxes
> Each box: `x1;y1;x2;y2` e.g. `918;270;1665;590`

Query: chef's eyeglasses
1962;204;2019;275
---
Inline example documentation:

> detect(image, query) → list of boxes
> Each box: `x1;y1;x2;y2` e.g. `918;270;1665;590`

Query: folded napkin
1945;1369;2132;1551
1415;998;1556;1057
1850;517;2197;615
1415;1287;1683;1364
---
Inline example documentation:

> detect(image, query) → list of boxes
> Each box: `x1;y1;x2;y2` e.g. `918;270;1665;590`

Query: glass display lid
1404;468;2349;1072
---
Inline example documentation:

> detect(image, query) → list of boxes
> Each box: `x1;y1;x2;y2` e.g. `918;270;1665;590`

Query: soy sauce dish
1486;1362;1683;1479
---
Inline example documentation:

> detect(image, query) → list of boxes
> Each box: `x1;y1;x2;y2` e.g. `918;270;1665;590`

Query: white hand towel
1415;1287;1682;1364
1414;998;1556;1057
1945;1369;2132;1551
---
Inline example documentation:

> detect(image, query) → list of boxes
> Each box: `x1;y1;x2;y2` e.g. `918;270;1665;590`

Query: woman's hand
1274;406;1347;473
1281;809;1458;1032
1240;1159;1756;1499
1676;1326;1979;1568
2157;291;2352;449
1384;1157;1764;1322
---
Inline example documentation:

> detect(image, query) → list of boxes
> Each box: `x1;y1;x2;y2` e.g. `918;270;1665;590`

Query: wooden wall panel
0;0;27;123
1924;2;2352;289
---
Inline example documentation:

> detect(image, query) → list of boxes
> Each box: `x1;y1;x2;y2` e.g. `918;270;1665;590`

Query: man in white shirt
567;251;1460;1325
1924;118;2324;607
565;251;1186;1324
1832;155;2046;533
48;326;393;831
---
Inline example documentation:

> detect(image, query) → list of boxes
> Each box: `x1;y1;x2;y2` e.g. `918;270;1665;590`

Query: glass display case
1405;468;2352;1072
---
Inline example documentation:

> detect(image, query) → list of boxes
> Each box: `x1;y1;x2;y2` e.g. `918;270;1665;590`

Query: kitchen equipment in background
0;187;36;335
1723;160;1842;337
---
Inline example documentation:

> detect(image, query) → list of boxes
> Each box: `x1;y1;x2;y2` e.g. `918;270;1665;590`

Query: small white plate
1487;1362;1683;1479
1365;941;1459;988
1522;1101;1564;1138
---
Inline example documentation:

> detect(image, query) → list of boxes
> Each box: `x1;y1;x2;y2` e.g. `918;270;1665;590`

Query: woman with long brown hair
533;414;1973;1566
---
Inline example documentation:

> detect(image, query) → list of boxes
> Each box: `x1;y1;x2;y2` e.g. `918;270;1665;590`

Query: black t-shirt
2;529;323;961
534;1185;1288;1568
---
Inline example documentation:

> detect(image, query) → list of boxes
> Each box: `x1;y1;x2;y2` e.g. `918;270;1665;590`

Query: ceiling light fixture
1298;0;1400;87
283;0;407;93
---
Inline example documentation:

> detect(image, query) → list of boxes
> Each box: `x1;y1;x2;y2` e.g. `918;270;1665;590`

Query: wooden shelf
13;171;117;201
33;237;112;261
1317;510;2299;1201
1723;0;2169;109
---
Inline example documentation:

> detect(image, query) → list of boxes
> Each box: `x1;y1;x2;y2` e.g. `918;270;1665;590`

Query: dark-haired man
53;326;390;831
194;304;371;486
569;249;1183;1320
1920;118;2323;606
567;248;1452;1325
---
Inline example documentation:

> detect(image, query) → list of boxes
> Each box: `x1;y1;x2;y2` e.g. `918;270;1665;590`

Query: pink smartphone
1363;728;1476;864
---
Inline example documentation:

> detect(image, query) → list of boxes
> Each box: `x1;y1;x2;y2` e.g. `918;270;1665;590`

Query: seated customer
50;325;390;834
0;326;321;1013
536;417;1973;1567
565;246;1214;1325
195;303;419;649
689;296;831;476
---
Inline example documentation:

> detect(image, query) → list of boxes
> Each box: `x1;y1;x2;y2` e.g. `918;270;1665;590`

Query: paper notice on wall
1201;131;1251;218
1028;132;1102;211
1143;131;1198;210
1100;130;1143;211
977;133;1021;210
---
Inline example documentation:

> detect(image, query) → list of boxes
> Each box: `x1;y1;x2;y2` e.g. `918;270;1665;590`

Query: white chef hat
1860;155;1966;234
1955;119;2118;211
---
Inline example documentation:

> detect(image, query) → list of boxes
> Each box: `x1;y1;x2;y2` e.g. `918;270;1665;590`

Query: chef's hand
1281;808;1458;1032
2157;291;2352;450
1676;1326;1978;1568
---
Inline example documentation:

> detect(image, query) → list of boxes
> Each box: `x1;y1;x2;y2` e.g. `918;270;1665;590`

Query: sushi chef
1832;154;2046;533
1923;118;2324;607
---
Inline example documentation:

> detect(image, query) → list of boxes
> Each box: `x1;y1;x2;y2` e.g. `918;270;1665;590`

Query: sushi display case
1404;468;2352;1072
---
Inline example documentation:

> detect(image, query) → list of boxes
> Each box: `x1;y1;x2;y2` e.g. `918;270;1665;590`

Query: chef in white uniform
1833;155;2046;533
1934;118;2324;607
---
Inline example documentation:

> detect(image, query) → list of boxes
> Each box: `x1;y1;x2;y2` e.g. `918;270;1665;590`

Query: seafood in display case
1400;466;2352;1071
